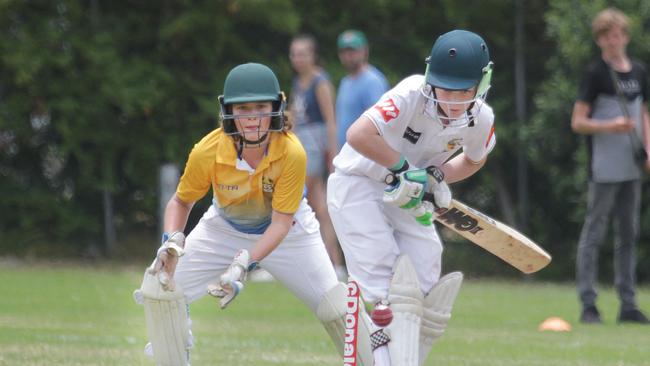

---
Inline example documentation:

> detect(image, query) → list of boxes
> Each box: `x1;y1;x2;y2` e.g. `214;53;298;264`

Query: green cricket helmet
218;63;286;142
421;30;493;127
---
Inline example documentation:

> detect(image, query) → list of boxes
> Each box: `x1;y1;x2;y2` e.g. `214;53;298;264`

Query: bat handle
422;192;436;205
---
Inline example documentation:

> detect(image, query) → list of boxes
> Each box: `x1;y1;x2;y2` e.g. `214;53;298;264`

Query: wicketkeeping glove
383;169;428;209
207;249;259;309
149;231;185;291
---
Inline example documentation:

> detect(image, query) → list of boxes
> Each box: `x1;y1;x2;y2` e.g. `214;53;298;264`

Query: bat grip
423;192;436;206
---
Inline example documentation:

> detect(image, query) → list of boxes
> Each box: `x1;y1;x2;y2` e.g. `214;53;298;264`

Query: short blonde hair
592;7;630;39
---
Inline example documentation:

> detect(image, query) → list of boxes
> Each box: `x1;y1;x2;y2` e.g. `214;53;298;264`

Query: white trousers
175;199;338;313
327;172;443;303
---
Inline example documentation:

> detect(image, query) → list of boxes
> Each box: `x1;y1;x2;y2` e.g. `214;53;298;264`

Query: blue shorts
295;123;328;177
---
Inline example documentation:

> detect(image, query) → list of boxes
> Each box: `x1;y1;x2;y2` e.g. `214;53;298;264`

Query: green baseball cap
337;30;368;50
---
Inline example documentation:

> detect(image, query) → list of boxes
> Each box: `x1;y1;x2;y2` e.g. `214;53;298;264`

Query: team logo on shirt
374;98;400;123
262;176;274;193
403;127;421;144
446;138;463;151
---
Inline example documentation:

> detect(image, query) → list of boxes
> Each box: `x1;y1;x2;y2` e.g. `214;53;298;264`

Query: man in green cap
328;30;496;366
336;29;389;150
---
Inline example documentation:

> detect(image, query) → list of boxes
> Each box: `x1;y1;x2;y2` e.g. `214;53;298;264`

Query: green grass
0;262;649;366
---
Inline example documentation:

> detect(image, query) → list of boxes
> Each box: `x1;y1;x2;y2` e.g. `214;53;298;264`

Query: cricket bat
426;195;551;274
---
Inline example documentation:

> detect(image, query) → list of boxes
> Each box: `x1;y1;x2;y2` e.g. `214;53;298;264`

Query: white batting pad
316;282;375;366
135;271;191;366
387;255;423;366
418;271;463;366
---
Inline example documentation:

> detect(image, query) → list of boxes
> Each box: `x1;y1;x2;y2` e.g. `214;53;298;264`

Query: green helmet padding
425;30;490;90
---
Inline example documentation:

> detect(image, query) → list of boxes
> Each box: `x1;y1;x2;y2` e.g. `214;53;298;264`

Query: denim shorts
294;123;328;177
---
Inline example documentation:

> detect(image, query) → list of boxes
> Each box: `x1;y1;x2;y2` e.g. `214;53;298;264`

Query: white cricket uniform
327;75;496;302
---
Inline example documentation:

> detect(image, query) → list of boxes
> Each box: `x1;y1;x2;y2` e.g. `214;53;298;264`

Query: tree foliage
1;0;648;281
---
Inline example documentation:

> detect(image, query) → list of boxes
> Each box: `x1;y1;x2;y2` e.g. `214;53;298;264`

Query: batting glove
383;169;428;209
410;200;436;226
425;166;452;209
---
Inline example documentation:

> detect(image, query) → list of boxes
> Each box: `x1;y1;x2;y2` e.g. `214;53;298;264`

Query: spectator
288;34;345;278
336;29;389;150
571;7;650;324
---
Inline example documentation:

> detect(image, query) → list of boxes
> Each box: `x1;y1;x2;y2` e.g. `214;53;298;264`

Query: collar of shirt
214;131;286;170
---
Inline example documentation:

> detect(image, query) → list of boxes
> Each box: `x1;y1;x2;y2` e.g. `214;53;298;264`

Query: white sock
143;342;154;358
373;344;390;366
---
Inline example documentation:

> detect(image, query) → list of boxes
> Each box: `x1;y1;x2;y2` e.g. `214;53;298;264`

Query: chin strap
234;132;270;158
241;132;269;146
234;132;270;152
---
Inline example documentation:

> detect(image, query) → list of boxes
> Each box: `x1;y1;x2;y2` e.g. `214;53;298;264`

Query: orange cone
538;317;571;332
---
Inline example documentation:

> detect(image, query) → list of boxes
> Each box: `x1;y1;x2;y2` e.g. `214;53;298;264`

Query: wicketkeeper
134;63;381;365
328;30;497;366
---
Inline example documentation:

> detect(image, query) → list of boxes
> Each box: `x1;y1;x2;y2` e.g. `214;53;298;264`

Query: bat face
434;200;551;274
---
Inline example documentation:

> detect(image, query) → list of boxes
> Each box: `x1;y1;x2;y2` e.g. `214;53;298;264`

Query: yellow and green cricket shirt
176;129;307;234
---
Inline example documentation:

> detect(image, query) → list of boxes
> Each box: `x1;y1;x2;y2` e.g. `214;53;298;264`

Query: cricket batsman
327;29;497;365
134;63;380;365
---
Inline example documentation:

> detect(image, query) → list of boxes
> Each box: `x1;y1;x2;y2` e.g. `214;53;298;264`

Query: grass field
0;261;649;366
